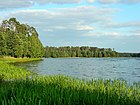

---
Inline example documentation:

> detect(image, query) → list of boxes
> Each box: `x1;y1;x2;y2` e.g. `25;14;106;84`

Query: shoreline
0;59;140;104
0;57;43;63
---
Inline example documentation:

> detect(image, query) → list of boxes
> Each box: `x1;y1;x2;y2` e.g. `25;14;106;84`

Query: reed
0;61;32;80
0;61;140;105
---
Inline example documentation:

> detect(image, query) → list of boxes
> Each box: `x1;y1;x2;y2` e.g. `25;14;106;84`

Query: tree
0;18;44;58
44;46;120;58
0;32;7;56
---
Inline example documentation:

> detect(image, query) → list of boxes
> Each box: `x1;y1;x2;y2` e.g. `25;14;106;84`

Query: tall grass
0;61;140;105
0;75;140;105
0;61;32;80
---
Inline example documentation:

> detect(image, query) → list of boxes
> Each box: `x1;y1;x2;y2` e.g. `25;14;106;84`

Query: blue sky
0;0;140;53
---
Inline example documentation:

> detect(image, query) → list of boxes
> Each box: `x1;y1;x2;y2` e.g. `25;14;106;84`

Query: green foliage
0;61;32;80
0;18;44;58
44;46;119;58
0;60;140;104
0;57;42;63
0;75;140;105
131;53;140;57
0;32;7;56
44;47;140;58
118;53;140;57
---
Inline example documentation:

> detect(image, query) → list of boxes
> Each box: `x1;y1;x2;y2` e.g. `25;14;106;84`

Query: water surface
14;58;140;83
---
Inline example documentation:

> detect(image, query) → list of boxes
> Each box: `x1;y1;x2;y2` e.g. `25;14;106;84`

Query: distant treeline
0;18;44;58
118;53;140;57
44;46;119;58
44;46;140;58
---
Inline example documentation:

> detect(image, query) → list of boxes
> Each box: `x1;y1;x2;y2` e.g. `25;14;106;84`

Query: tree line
44;46;119;58
44;47;140;58
0;18;44;58
118;53;140;57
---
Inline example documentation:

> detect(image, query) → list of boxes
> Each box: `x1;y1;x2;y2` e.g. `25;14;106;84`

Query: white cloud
98;0;118;4
105;21;140;28
98;0;140;4
87;0;95;3
0;0;139;10
121;0;140;4
6;6;116;37
129;30;140;36
84;31;121;37
0;0;82;10
0;0;33;9
76;25;95;31
2;5;139;39
34;0;82;4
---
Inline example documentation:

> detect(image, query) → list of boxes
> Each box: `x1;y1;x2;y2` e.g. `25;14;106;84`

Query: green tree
0;32;7;56
0;18;44;58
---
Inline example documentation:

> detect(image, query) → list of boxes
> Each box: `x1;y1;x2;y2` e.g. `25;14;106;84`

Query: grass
0;56;42;63
0;59;140;105
0;76;140;105
0;61;32;80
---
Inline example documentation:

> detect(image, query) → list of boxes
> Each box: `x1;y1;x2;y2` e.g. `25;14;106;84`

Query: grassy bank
0;60;140;105
0;57;42;63
0;61;32;80
1;75;140;105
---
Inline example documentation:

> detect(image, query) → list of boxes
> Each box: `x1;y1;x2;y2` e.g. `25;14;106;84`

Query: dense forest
44;46;119;58
0;18;44;58
44;46;140;58
132;53;140;57
118;53;140;57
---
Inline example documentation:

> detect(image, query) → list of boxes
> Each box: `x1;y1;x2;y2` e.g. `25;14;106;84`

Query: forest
44;46;140;58
0;18;139;58
0;18;44;58
44;46;119;58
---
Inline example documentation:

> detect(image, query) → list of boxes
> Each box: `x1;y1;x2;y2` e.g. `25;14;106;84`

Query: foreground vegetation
0;61;32;80
0;61;140;105
0;58;42;79
1;75;140;105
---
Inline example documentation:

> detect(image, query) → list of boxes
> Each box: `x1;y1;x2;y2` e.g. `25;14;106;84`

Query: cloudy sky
0;0;140;52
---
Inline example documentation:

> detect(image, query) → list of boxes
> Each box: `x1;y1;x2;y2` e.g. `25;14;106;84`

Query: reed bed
0;61;140;105
0;61;32;80
0;75;140;105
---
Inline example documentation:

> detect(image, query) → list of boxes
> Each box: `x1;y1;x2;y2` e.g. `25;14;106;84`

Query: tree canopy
44;46;119;58
0;18;44;58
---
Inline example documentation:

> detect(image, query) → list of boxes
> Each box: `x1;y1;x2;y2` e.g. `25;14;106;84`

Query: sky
0;0;140;53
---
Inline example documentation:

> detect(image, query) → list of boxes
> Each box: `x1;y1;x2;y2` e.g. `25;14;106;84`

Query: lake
14;58;140;83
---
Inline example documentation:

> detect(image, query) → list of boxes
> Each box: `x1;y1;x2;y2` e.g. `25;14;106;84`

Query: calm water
14;58;140;83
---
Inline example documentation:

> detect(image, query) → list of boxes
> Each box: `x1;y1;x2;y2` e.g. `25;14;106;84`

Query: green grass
0;76;140;105
0;61;33;80
0;60;140;105
0;57;42;63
